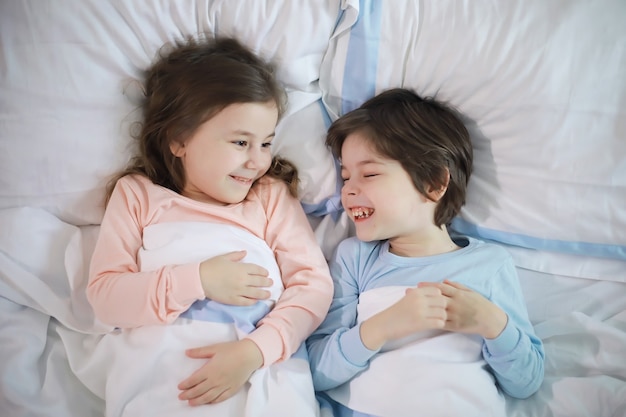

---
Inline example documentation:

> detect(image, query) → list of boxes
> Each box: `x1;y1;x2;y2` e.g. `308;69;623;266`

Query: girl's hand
178;339;263;406
419;280;508;339
199;251;273;305
360;286;448;350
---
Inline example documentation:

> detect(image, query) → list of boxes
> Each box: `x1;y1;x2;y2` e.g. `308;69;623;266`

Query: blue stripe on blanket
301;158;344;220
180;301;311;361
301;101;343;220
341;0;382;114
451;217;626;261
304;2;383;219
180;299;272;334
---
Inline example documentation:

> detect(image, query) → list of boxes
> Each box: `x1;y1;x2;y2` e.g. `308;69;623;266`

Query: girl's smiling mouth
230;175;254;185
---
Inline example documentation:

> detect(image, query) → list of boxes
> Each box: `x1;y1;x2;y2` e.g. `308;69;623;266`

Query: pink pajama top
87;174;333;366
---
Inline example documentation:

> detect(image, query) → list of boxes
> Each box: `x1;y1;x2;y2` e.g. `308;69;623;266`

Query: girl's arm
86;176;204;327
246;180;334;366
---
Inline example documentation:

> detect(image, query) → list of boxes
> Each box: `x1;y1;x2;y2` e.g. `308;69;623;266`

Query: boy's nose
342;181;358;196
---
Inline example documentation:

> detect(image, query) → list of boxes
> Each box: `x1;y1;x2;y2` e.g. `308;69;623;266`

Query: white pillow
0;0;341;225
319;0;626;281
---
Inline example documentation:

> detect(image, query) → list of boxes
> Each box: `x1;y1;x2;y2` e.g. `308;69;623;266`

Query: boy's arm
420;259;544;399
481;261;545;399
306;240;380;391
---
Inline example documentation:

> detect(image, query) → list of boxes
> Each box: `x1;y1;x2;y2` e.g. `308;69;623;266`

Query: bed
1;1;625;416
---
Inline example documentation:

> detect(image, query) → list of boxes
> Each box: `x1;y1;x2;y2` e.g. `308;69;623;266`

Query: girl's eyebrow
230;130;276;140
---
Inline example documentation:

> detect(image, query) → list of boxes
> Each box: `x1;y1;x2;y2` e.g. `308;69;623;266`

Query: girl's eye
233;140;248;147
261;142;272;148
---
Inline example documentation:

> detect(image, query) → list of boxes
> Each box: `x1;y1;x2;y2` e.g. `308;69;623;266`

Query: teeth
351;208;374;219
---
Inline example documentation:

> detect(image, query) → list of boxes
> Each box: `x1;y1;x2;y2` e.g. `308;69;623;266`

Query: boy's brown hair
326;88;473;227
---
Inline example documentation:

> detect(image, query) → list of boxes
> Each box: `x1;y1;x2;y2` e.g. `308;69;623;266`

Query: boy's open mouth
351;207;374;220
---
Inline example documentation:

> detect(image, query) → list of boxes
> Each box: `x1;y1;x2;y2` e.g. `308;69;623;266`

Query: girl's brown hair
107;36;298;202
326;88;473;228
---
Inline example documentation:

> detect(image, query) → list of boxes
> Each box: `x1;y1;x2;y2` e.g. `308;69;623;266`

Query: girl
306;88;544;417
87;36;333;416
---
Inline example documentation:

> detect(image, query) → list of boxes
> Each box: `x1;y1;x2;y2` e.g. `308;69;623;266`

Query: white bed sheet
1;0;626;416
1;208;625;416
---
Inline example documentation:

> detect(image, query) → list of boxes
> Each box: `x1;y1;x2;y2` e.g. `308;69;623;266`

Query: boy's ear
427;168;450;202
170;141;185;157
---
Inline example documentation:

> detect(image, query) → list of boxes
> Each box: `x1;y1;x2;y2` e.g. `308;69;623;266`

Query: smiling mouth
230;175;254;185
351;207;374;220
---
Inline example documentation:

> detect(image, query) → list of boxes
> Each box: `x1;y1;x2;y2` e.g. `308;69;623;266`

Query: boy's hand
178;339;263;405
361;286;447;350
199;250;273;305
419;280;508;339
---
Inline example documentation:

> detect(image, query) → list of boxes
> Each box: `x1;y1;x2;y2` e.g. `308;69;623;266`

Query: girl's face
170;101;278;205
340;132;440;245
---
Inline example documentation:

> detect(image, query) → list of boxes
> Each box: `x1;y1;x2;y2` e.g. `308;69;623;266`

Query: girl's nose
244;147;265;169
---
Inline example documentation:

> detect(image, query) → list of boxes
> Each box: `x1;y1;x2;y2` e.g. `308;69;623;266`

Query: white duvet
77;222;319;417
326;286;506;417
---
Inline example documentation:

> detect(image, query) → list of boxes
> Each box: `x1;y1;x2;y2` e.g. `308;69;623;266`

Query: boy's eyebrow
341;159;387;167
357;159;385;165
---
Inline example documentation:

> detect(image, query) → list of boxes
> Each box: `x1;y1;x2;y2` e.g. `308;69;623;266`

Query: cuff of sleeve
245;324;284;367
171;262;205;305
484;318;521;357
339;322;379;366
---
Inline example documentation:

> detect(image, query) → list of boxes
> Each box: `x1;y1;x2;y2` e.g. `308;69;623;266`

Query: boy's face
339;133;439;244
170;101;277;205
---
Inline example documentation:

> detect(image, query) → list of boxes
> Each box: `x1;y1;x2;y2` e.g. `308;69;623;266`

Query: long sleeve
482;260;545;399
87;175;333;366
86;177;205;328
306;239;378;390
246;180;334;366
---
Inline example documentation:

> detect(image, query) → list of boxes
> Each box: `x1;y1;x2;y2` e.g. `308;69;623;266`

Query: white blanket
1;208;626;416
86;222;320;417
326;286;506;417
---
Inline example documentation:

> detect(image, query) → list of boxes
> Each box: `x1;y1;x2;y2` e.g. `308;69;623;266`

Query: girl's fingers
209;387;236;404
185;346;216;359
245;287;271;301
236;297;258;306
185;384;226;405
178;372;202;391
246;264;269;277
250;276;273;289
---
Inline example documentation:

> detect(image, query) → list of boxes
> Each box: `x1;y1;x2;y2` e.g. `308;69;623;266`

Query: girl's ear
170;141;185;157
427;167;450;202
